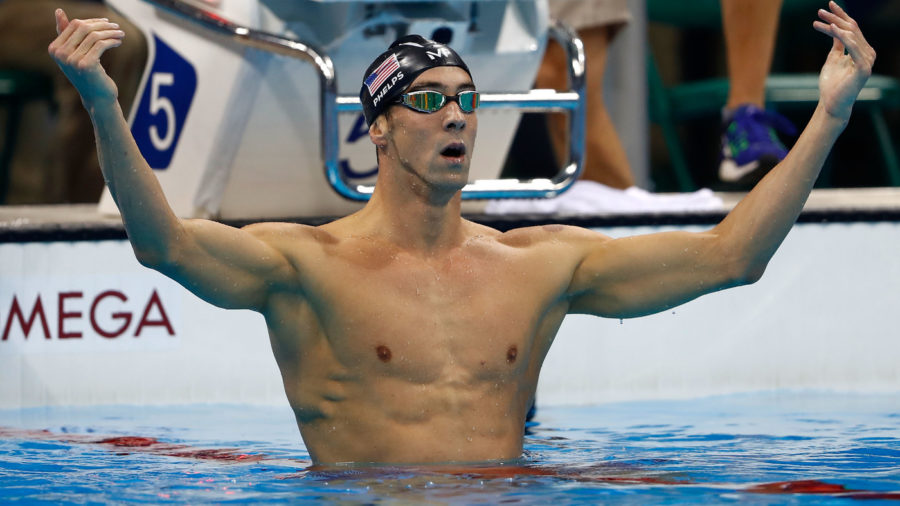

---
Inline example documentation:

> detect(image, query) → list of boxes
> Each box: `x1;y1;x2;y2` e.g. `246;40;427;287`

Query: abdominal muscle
295;372;530;465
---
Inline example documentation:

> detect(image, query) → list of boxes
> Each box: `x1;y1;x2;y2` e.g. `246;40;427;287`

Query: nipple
376;345;392;362
506;345;518;364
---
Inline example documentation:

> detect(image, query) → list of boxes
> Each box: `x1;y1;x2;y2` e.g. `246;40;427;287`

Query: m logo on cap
426;47;452;60
364;54;400;95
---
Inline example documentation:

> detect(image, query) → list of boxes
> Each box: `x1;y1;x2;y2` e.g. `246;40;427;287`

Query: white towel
484;181;724;215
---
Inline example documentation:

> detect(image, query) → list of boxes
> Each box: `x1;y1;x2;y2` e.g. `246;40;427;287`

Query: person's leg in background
0;0;147;203
718;0;796;187
538;0;635;189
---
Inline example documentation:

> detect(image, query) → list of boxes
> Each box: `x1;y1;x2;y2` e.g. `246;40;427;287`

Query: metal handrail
142;0;586;200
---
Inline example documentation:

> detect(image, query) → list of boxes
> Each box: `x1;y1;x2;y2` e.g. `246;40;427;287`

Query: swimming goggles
394;90;480;114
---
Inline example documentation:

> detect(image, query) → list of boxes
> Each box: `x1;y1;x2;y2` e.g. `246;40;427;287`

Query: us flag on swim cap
364;53;400;95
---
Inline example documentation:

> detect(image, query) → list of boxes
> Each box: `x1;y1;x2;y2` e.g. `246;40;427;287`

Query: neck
356;178;466;253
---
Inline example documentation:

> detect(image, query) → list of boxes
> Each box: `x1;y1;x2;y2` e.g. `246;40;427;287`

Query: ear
369;115;389;150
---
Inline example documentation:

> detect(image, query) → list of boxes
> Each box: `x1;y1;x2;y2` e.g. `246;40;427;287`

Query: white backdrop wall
1;221;898;408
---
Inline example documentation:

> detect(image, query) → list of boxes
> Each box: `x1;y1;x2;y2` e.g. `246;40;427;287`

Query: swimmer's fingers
53;13;110;47
67;28;125;69
813;3;875;72
61;20;123;59
50;8;108;37
77;36;125;69
54;8;69;35
812;21;866;66
816;1;855;32
49;9;122;105
50;16;121;67
826;0;855;25
813;22;846;63
812;2;876;121
828;36;845;64
812;19;846;56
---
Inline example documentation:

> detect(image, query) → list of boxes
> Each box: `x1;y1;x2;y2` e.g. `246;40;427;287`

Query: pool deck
2;187;900;241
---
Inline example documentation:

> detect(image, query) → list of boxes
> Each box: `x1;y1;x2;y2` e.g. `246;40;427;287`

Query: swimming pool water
1;391;898;504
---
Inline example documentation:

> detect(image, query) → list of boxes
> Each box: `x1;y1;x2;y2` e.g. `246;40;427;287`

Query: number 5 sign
132;35;197;170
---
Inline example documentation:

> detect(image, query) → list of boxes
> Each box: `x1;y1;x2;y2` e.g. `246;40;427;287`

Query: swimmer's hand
812;1;875;123
48;8;124;107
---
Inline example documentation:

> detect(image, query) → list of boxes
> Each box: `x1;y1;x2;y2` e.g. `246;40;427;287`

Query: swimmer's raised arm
565;2;873;318
48;9;299;312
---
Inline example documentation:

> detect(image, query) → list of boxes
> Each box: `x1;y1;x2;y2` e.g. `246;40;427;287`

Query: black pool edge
3;208;900;244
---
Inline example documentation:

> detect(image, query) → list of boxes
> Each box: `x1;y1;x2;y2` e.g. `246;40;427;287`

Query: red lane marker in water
98;436;157;447
95;435;269;462
1;426;283;464
747;479;849;494
746;479;900;499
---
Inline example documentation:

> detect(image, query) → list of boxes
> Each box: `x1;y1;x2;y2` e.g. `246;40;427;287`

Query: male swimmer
49;2;873;465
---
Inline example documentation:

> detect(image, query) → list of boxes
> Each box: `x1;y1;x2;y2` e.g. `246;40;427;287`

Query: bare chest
281;247;568;382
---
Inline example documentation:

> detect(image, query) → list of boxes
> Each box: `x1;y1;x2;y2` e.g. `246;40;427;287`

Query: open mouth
440;143;466;159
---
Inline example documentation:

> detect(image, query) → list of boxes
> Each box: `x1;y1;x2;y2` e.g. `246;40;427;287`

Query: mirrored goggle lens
457;91;480;112
400;91;480;113
402;91;446;112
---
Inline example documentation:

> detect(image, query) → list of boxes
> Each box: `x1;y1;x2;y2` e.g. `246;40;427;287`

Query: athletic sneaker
718;104;797;187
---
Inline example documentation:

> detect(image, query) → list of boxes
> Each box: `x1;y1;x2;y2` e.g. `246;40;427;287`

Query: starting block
102;0;585;219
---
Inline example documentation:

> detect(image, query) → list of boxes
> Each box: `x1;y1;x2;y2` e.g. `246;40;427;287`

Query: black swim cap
360;34;472;127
